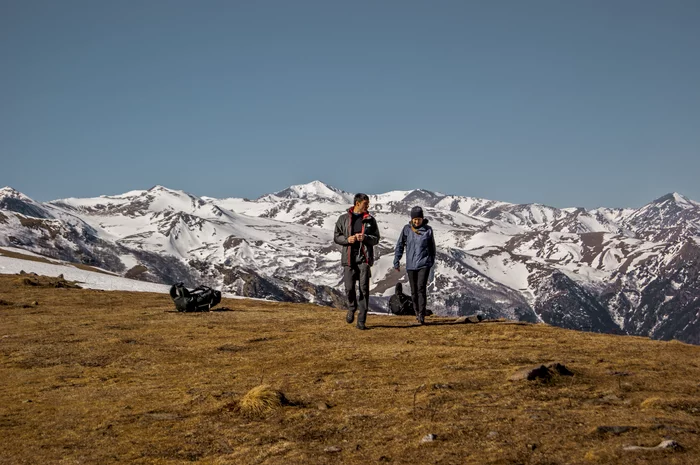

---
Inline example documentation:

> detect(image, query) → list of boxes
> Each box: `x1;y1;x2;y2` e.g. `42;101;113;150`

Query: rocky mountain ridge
1;181;698;343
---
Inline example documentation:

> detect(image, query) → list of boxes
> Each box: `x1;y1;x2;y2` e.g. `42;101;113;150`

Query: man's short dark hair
354;193;369;205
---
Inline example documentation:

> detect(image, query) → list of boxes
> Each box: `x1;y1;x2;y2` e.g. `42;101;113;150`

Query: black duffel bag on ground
170;283;222;312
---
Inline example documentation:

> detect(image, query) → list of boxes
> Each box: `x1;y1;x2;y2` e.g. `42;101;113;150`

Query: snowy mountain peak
47;185;208;218
623;192;700;242
138;186;208;214
671;192;696;207
633;192;699;215
105;189;147;199
647;192;698;208
270;180;353;203
371;190;413;203
0;187;31;201
402;189;447;207
147;185;188;196
143;185;205;203
0;187;53;219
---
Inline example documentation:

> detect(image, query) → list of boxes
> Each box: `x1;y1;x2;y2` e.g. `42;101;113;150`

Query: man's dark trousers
407;267;430;320
344;263;371;327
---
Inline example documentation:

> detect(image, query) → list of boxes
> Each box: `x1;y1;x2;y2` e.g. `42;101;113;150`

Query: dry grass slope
0;273;699;464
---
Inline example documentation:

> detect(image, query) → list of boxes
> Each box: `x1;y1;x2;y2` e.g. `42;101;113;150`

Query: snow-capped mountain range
1;181;699;344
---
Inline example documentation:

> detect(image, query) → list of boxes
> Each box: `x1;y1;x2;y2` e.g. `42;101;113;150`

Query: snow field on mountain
0;255;169;293
3;181;700;343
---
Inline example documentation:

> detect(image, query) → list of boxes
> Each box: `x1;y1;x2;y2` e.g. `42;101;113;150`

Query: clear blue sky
1;0;699;208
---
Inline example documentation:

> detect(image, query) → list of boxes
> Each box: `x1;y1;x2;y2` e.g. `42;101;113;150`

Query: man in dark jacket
334;193;380;330
393;206;436;324
388;282;414;315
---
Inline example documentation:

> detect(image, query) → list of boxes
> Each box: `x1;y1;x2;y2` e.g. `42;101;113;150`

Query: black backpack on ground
388;293;414;315
170;283;222;312
388;283;415;315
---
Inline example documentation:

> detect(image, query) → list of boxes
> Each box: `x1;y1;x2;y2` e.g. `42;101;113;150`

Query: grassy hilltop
1;274;699;464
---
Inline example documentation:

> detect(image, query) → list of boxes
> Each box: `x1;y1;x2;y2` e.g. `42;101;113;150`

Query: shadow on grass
164;307;235;313
366;324;421;330
369;321;469;329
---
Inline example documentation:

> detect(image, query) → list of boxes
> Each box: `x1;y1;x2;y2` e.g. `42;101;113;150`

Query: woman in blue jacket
393;206;436;324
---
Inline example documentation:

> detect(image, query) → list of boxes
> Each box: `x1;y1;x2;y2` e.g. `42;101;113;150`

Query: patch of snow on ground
0;255;171;293
0;255;250;300
119;254;138;270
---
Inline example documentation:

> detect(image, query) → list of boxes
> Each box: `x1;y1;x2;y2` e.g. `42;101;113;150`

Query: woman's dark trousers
407;267;430;323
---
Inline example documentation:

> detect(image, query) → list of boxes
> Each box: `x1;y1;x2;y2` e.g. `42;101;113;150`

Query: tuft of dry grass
239;385;290;417
640;396;663;409
0;272;699;465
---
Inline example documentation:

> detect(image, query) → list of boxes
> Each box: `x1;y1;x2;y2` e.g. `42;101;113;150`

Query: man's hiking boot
418;314;425;325
346;310;355;324
356;323;367;330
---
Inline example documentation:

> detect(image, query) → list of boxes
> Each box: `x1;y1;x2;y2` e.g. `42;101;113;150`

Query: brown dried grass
239;385;290;417
0;273;699;464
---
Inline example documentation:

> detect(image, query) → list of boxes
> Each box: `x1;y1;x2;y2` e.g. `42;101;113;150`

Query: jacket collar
348;206;372;219
409;218;429;234
408;218;429;227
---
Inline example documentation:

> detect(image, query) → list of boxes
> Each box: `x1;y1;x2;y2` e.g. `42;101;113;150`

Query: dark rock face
216;265;301;301
223;236;246;250
129;250;199;287
213;265;343;308
0;197;52;219
509;363;573;381
430;250;539;322
290;279;347;309
535;272;621;334
624;242;700;344
596;426;637;435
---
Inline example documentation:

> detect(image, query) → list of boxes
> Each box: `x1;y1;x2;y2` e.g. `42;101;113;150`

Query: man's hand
347;235;357;244
394;265;401;272
356;233;365;242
